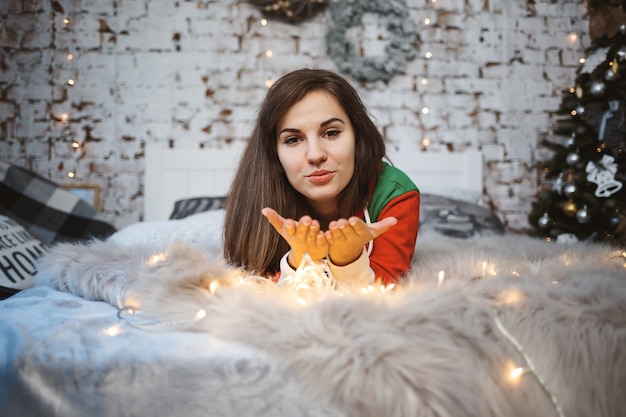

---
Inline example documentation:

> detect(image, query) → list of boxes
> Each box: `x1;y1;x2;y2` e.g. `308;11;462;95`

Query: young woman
223;68;420;287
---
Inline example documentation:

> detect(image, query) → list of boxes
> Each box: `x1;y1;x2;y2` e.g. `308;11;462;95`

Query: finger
294;215;313;241
261;207;284;231
368;216;398;239
306;220;322;242
326;218;349;241
346;217;371;239
307;230;326;249
262;207;295;237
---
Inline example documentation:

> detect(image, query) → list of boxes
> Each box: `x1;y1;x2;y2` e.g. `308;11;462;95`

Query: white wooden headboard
144;143;483;221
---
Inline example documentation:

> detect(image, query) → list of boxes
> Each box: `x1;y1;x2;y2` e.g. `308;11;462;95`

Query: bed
1;145;625;417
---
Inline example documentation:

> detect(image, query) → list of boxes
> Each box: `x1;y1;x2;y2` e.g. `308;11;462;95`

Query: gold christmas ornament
563;200;578;216
575;84;584;99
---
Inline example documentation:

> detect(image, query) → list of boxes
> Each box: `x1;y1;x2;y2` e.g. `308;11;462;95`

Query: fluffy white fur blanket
35;234;626;417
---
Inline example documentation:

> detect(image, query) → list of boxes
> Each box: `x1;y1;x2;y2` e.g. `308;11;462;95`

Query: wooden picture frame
66;185;101;210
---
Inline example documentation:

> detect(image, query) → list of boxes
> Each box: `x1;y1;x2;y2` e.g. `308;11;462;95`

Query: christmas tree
528;0;626;247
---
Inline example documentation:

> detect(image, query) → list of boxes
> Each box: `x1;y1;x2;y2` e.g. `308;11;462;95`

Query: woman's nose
306;138;327;165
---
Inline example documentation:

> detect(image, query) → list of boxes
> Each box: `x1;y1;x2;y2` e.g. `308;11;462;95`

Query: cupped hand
325;216;397;266
261;207;329;267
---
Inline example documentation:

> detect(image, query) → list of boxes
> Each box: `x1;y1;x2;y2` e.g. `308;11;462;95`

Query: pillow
169;196;226;219
108;210;225;258
168;194;505;239
0;161;116;244
419;193;505;239
0;215;47;299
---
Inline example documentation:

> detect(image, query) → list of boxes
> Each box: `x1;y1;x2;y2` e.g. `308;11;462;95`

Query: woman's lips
307;170;335;184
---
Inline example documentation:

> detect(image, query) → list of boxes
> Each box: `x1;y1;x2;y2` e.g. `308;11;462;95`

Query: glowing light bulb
104;324;122;336
437;270;445;286
265;50;273;57
261;18;267;25
194;309;206;321
579;57;586;64
67;171;75;178
425;51;432;59
60;113;69;122
265;78;274;88
421;107;430;115
510;367;525;379
567;33;578;44
420;77;428;85
63;17;70;25
421;138;431;150
498;289;524;304
67;78;75;86
123;306;136;315
67;53;74;61
147;252;166;265
71;141;80;150
424;18;431;25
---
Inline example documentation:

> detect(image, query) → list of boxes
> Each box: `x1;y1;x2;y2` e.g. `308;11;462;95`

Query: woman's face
276;90;356;218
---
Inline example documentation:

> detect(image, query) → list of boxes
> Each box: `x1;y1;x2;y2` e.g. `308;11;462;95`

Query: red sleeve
369;190;420;285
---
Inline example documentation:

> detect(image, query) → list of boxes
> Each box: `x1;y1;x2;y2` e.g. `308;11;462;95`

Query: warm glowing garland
110;248;626;413
493;316;565;417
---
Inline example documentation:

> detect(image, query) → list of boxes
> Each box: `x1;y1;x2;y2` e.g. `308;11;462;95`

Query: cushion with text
0;215;48;299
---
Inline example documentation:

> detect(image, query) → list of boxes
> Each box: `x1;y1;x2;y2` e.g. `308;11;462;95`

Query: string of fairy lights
45;0;619;399
58;2;626;413
101;244;626;415
52;7;82;180
50;0;587;177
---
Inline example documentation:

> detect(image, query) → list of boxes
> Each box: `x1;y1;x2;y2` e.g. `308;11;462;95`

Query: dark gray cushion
419;193;505;238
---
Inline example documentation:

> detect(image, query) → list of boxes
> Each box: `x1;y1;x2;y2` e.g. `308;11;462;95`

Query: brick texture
0;0;588;230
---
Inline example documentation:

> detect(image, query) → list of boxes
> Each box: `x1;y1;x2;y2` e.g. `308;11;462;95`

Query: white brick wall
0;0;589;230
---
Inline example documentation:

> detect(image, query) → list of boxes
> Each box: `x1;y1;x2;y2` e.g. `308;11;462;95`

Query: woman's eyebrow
320;117;345;128
278;118;345;136
278;127;300;136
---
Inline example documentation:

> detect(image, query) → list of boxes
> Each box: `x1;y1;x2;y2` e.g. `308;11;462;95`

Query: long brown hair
223;68;386;275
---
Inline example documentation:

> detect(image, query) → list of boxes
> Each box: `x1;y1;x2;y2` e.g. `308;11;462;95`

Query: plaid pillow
0;161;116;244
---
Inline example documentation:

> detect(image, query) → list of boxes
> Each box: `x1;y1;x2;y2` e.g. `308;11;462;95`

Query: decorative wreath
325;0;420;83
248;0;329;23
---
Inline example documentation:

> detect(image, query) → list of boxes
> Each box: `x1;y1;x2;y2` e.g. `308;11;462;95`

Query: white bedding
1;211;626;417
0;287;338;417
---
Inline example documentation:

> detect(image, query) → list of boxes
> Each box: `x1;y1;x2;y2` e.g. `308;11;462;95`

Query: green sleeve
368;161;419;221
